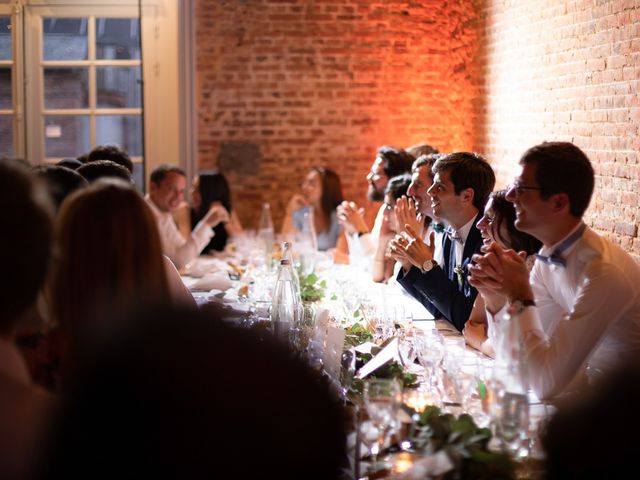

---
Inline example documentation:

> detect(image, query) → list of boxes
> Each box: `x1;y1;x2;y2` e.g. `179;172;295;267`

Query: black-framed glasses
509;180;542;195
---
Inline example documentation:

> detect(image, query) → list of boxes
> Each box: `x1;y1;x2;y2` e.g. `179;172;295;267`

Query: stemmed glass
363;378;402;473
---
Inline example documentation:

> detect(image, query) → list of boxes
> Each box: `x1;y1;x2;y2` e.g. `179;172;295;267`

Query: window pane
43;18;88;61
0;67;11;109
96;18;140;60
0;116;13;158
132;162;144;192
96;115;143;157
97;67;141;108
44;115;90;158
44;68;88;109
0;17;11;61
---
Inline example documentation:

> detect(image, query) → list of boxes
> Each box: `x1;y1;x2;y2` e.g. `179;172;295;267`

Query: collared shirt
487;224;640;400
452;215;476;268
145;195;214;269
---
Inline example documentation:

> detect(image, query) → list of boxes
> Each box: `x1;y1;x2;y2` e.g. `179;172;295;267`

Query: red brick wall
478;1;640;253
195;0;483;231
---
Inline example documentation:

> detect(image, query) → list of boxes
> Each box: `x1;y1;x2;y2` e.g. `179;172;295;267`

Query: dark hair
405;143;439;159
192;171;232;252
376;145;415;179
38;305;347;479
520;142;594;218
385;173;412;201
0;159;54;330
56;158;83;170
87;144;133;173
412;153;444;174
77;160;133;184
432;152;496;211
149;164;186;185
33;165;88;211
489;190;542;255
312;166;344;226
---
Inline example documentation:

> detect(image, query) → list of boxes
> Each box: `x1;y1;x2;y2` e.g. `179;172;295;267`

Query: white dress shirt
145;195;214;269
488;223;640;400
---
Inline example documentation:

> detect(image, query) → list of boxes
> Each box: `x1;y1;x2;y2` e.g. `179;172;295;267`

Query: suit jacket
397;212;483;332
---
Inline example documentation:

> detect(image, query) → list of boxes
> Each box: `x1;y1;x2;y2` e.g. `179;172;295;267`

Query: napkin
185;272;232;291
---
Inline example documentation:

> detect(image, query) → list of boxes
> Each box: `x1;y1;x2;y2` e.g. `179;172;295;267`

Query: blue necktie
536;223;586;268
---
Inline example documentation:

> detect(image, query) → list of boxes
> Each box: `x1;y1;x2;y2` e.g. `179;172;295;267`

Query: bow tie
430;222;445;233
445;227;462;243
535;222;587;270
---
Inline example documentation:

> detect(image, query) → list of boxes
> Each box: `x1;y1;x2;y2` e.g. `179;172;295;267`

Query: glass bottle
271;258;300;345
298;209;318;275
258;202;275;261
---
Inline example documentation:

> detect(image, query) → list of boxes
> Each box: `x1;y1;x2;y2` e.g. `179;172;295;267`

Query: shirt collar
539;221;586;258
452;214;476;245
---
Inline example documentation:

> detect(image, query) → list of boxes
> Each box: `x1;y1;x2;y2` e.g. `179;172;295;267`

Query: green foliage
299;272;327;303
343;323;374;347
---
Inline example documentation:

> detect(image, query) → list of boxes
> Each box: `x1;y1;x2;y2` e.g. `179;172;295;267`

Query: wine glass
363;378;401;473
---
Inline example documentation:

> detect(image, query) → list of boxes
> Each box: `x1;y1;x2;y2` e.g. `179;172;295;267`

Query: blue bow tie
535;222;587;269
430;222;445;233
445;226;462;243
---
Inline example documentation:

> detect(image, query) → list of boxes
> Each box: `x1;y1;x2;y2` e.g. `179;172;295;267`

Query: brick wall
195;0;483;231
478;1;640;253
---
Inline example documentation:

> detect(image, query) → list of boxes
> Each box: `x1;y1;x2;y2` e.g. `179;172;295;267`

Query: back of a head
405;143;439;159
50;178;168;333
38;305;347;479
377;145;415;178
33;165;88;212
520;141;594;218
86;144;133;173
0;160;54;329
77;159;133;184
56;158;82;170
433;152;496;211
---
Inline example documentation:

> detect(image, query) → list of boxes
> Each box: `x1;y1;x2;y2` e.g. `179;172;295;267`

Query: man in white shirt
469;141;640;400
146;165;228;269
389;152;495;331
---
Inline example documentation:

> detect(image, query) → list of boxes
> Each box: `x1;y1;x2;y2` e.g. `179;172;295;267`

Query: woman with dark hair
175;171;243;253
462;189;542;356
281;167;346;252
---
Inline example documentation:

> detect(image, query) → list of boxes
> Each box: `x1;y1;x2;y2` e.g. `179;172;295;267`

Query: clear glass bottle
298;209;318;275
281;241;301;300
258;202;275;261
271;258;300;345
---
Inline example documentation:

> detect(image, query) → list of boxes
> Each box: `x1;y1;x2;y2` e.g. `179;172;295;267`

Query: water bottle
298;209;318;275
271;258;300;345
281;241;301;300
258;202;275;261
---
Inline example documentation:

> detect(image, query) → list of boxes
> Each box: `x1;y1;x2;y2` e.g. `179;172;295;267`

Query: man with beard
337;146;414;261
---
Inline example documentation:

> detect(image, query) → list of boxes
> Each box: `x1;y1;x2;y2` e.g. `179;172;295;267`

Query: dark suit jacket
397;212;483;332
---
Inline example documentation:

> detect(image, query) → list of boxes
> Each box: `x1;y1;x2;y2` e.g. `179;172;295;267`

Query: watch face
422;260;434;272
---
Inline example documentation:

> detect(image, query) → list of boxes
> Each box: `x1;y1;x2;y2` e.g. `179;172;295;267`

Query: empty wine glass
363;378;402;473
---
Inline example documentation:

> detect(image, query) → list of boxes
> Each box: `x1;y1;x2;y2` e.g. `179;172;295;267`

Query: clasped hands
203;202;230;228
388;224;436;272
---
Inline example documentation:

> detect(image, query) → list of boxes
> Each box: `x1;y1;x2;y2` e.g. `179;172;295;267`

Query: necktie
536;223;586;269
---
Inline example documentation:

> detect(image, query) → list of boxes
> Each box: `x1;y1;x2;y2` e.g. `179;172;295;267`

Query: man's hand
402;225;435;270
337;201;368;235
203;204;230;228
394;196;424;238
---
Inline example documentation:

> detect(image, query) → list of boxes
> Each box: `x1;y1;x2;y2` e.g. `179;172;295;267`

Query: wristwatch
421;259;437;273
507;298;536;315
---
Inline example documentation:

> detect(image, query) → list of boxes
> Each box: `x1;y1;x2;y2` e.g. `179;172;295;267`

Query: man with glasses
389;152;495;331
469;141;640;400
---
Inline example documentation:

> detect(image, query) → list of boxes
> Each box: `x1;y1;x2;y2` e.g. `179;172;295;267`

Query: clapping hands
203;203;230;228
336;201;368;235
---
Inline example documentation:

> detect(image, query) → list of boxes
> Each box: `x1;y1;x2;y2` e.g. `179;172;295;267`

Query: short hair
488;190;542;255
312;166;344;224
87;144;133;173
376;146;415;179
520;142;594;218
37;305;347;479
412;153;444;174
432;152;496;211
33;165;88;211
405;142;439;159
149;164;186;185
56;158;83;170
0;159;54;330
77;160;133;184
385;173;412;201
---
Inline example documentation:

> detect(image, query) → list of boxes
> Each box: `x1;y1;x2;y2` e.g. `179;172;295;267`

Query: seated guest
372;173;412;283
146;164;229;269
462;190;541;356
389;152;495;332
469;142;640;400
55;158;82;170
32;165;88;212
281;166;347;252
175;170;243;253
48;178;193;389
36;305;347;480
85;144;134;173
337;146;414;258
0;159;56;480
77;159;133;184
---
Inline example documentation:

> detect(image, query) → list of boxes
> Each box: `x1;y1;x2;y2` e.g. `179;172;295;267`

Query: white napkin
185;272;232;291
